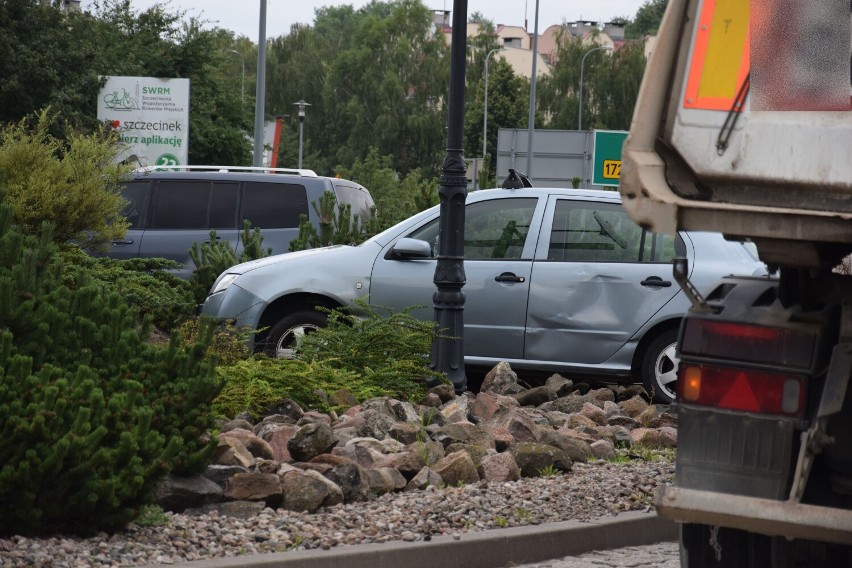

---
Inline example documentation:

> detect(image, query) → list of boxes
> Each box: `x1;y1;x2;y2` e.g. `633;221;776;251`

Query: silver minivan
105;166;374;279
201;186;767;402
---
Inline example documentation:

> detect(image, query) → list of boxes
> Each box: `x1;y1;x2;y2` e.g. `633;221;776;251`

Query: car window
151;180;210;229
548;200;678;263
241;182;309;229
408;197;538;259
333;181;373;222
210;182;239;229
120;180;150;229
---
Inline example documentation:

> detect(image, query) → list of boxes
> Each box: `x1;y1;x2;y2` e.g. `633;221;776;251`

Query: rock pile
159;362;677;516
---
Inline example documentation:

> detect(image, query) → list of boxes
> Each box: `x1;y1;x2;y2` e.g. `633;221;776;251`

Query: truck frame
621;0;852;565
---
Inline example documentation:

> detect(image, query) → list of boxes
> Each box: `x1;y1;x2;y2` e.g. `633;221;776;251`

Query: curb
146;511;678;568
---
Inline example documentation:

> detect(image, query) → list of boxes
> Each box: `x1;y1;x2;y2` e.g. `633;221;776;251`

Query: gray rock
156;474;223;513
223;472;282;508
324;463;371;503
511;442;573;477
288;422;337;462
433;450;480;486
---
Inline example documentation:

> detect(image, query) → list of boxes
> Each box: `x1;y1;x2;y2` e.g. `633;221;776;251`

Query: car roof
469;186;622;202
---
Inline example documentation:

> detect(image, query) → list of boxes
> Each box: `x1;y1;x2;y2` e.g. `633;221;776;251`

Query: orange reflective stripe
683;0;750;111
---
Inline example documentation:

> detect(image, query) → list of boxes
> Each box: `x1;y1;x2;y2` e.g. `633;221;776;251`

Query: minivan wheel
263;310;328;359
641;328;679;404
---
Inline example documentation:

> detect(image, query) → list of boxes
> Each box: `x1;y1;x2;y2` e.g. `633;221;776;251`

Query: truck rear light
681;319;815;370
678;363;806;417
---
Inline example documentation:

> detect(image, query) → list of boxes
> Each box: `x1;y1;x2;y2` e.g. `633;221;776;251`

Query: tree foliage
0;0;251;165
1;0;655;185
0;183;221;536
537;34;647;132
625;0;669;39
0;110;131;251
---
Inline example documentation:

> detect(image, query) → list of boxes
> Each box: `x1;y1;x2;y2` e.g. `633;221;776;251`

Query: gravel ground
0;458;674;568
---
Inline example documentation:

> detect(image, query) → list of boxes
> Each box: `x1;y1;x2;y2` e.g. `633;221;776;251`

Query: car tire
262;310;328;359
641;328;679;404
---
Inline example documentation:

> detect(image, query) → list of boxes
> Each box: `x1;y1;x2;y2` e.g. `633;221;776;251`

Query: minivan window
210;182;239;229
151;181;210;229
120;180;151;229
333;182;372;221
241;182;309;229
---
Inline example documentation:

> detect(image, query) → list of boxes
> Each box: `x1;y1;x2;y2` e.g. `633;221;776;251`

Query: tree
265;0;449;178
464;59;529;181
625;0;669;39
537;33;646;132
591;41;647;130
0;0;251;165
0;110;131;251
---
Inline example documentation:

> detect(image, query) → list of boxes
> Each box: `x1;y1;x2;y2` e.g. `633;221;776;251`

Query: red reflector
680;319;815;370
718;373;762;412
677;364;806;417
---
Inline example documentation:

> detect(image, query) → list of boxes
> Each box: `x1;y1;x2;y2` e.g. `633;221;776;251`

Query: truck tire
641;328;679;404
262;310;328;359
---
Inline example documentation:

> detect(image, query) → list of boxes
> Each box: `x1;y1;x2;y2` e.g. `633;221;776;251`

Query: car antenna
501;168;533;189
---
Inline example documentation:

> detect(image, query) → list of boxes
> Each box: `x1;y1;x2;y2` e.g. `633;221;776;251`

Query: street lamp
293;100;311;169
578;45;613;131
253;0;268;167
482;48;501;183
525;0;540;179
430;0;468;394
227;50;245;102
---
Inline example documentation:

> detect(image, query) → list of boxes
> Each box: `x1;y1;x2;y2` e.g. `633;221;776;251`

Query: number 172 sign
592;130;628;187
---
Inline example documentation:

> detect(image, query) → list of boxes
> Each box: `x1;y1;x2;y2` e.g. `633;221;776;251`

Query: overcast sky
81;0;649;41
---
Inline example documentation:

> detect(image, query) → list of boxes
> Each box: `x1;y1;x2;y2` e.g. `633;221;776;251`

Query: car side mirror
391;238;433;259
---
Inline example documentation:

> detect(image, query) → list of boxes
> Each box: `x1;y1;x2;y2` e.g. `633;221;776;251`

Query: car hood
224;245;357;275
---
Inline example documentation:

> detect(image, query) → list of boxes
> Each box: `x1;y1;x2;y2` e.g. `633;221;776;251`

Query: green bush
288;192;380;252
213;357;362;418
0;186;222;536
213;302;444;418
175;317;253;367
0;109;132;251
296;302;444;398
189;221;272;305
58;247;196;331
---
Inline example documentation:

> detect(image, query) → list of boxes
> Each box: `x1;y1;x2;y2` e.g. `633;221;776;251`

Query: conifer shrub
188;220;272;305
288;192;381;252
58;247;196;331
0;187;222;536
213;302;444;419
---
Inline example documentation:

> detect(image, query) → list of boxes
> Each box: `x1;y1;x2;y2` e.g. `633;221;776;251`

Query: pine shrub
188;220;272;305
58;247;196;331
213;303;443;419
0;187;222;536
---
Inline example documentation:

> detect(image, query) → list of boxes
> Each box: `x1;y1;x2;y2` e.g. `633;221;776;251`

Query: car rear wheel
262;310;327;359
641;328;679;404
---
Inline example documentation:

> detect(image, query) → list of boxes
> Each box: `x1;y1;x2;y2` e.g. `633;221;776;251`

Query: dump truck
620;0;852;565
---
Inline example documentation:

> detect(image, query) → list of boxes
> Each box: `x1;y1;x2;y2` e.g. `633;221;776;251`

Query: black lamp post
430;0;468;394
293;100;311;169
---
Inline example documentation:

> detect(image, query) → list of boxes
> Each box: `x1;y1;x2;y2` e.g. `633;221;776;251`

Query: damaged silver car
200;186;767;403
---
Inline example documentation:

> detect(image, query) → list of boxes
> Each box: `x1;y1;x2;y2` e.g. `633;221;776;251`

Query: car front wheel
262;310;328;359
641;328;679;404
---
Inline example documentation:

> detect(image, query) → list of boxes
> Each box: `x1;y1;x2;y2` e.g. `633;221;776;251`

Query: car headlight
210;273;240;295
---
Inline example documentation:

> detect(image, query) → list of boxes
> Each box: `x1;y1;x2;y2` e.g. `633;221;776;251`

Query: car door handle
111;238;134;245
205;237;222;244
495;272;526;283
641;276;672;288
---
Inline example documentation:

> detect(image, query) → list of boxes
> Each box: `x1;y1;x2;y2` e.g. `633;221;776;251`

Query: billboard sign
97;76;190;167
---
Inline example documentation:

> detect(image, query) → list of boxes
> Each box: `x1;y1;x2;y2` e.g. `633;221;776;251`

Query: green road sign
592;130;628;187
